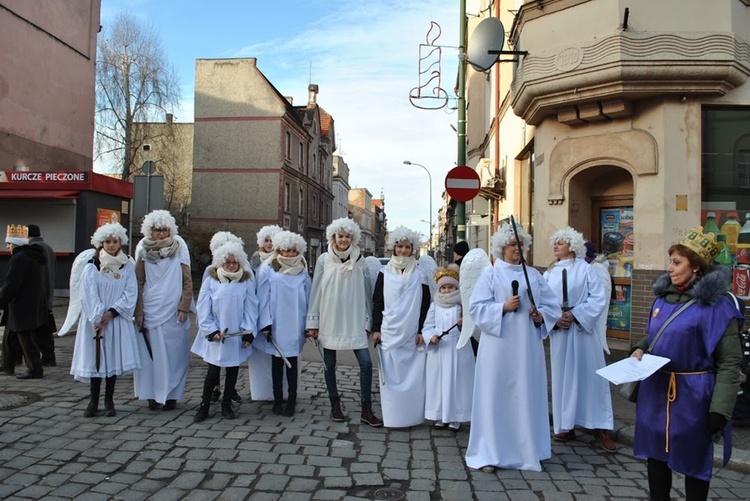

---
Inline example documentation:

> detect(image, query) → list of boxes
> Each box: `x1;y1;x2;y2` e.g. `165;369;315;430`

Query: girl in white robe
247;225;283;401
192;241;258;422
133;210;193;411
544;227;615;452
255;231;311;417
466;223;561;472
372;226;431;428
422;268;474;430
71;223;140;418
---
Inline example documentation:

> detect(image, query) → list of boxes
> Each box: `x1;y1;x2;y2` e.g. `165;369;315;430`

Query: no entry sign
445;166;481;202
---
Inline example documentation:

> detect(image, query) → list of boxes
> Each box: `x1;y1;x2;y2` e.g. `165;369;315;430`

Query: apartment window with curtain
285;131;291;159
299;141;304;169
284;182;291;212
298;188;304;215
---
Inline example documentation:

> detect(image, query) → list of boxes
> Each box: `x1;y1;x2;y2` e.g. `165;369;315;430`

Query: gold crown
6;224;28;240
434;268;460;284
679;226;719;264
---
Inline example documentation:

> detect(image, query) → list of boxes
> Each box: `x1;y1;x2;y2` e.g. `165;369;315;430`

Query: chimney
166;113;173;124
285;96;294;105
308;84;319;106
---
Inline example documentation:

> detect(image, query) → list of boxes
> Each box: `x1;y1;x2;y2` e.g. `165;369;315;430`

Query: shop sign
0;171;89;183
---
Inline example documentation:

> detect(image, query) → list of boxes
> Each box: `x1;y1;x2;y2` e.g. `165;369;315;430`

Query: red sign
445;166;481;202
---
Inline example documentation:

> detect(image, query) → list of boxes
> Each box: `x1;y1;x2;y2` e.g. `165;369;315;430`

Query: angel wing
456;248;492;349
364;256;383;292
418;254;438;297
58;248;96;336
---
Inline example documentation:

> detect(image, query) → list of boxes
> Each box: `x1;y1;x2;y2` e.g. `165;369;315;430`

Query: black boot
104;376;117;417
272;356;284;416
221;400;237;419
194;401;210;423
272;400;284;415
330;396;346;422
85;378;101;417
283;395;296;417
361;401;383;427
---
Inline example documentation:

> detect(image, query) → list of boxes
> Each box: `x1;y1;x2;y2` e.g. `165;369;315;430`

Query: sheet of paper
595;353;671;385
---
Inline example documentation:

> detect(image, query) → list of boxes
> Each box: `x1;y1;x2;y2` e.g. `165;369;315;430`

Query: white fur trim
387;226;421;250
256;225;283;248
273;230;307;254
141;210;178;236
550;226;586;259
212;241;250;270
90;223;129;248
325;217;361;245
210;231;243;253
490;222;532;259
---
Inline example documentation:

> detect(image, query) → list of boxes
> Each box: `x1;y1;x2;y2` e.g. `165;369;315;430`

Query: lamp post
403;160;432;255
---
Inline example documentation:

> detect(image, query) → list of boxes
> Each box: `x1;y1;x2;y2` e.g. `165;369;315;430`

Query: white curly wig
91;223;129;248
141;210;178;236
256;225;283;248
210;231;243;253
273;230;307;254
490;222;532;259
550;226;586;259
212;241;249;270
325;217;361;245
386;226;421;251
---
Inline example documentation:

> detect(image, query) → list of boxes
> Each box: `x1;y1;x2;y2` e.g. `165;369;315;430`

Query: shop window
738;150;750;189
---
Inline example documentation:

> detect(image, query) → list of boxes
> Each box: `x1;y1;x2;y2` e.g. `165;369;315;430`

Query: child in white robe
256;231;311;417
422;268;474;430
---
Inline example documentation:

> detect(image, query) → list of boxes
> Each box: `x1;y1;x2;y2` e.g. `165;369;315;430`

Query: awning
0;190;80;199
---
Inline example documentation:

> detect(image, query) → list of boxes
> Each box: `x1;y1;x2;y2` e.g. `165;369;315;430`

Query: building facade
348;188;374;256
465;0;750;346
332;155;351;221
190;59;335;271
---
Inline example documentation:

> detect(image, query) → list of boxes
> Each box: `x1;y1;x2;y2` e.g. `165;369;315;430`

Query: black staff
510;215;537;312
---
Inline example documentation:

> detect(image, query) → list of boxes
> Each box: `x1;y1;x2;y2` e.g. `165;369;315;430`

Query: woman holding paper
631;226;743;501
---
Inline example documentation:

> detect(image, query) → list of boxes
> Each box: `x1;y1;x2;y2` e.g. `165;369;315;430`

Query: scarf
217;266;244;283
258;250;274;262
98;249;129;276
277;254;306;275
434;289;461;308
328;241;360;276
387;255;417;275
140;236;180;263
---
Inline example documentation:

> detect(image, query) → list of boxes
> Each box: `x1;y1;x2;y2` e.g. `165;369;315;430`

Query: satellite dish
467;17;505;72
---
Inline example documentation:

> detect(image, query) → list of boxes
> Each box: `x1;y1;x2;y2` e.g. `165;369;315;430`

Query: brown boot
361;401;383;427
330;396;346;422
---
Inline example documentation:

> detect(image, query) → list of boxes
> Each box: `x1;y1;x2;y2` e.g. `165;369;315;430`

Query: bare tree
96;12;181;179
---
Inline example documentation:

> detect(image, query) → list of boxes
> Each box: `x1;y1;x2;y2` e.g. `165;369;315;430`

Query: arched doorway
569;165;635;343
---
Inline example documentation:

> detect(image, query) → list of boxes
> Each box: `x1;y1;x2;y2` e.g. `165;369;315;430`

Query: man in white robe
466;223;561;472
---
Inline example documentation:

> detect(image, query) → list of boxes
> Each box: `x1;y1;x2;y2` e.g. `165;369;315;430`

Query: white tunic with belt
254;266;310;358
422;302;474;424
544;257;613;433
377;268;427;428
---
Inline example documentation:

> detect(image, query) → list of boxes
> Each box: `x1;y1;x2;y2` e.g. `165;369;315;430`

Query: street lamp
403;160;432;254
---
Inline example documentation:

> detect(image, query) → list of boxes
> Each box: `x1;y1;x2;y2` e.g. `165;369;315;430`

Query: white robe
422;302;474;424
306;252;372;350
544;257;613;433
71;259;140;381
255;266;311;358
466;259;561;472
590;260;612;355
377;268;427;428
191;272;258;367
133;243;192;404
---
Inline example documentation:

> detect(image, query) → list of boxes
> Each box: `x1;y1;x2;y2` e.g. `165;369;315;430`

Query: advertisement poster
599;207;634;278
97;209;121;227
607;283;632;333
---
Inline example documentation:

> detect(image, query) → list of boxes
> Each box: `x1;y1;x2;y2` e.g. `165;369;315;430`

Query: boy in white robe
422;268;474;430
544;227;615;452
256;231;311;417
372;226;431;428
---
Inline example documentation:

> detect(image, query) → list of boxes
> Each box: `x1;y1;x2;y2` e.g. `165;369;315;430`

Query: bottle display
721;212;742;255
738;213;750;251
733;248;750;300
716;234;733;268
704;211;720;236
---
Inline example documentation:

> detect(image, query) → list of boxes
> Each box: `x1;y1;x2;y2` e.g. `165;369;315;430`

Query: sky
98;0;477;240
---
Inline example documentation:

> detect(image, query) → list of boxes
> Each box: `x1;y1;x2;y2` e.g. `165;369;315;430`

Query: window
312;154;317;179
738;150;750;189
298;188;304;215
312;193;318;221
299;141;304;169
285;132;291;159
284;182;291;212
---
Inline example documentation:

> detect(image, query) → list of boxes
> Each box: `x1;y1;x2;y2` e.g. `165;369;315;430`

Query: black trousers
647;458;710;501
272;355;298;400
3;329;42;376
201;364;239;404
37;329;56;364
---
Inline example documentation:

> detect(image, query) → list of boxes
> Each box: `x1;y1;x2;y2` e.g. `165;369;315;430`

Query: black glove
205;330;221;342
707;412;727;435
242;333;255;344
262;328;272;341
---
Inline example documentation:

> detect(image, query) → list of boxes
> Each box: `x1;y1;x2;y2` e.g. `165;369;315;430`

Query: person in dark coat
0;224;49;379
453;240;469;267
28;224;57;366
